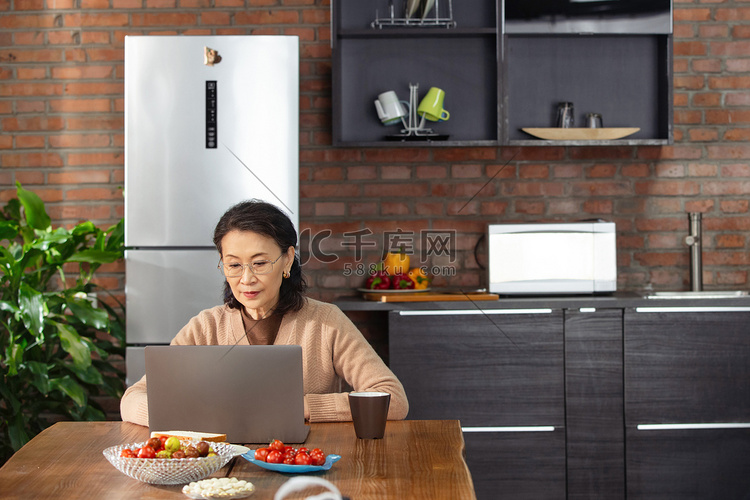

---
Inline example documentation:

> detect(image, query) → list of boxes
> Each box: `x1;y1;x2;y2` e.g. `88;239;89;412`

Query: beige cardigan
120;298;409;425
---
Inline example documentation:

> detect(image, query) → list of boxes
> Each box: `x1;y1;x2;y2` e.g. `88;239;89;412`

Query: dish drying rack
391;83;441;139
372;0;456;29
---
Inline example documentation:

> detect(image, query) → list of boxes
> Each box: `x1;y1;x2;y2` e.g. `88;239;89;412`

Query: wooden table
0;420;475;499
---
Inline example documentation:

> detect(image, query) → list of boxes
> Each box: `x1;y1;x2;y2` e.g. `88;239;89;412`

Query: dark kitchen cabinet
332;0;498;146
564;308;625;500
338;296;750;499
623;307;750;499
388;308;566;499
331;0;673;146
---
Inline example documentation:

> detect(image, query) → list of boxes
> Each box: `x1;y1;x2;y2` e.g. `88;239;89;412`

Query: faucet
684;212;702;291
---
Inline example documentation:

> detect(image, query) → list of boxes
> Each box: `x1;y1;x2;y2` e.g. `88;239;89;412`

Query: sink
645;290;749;299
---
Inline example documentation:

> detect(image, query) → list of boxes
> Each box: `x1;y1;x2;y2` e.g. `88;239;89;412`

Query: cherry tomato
254;447;270;462
268;439;285;452
120;448;136;458
138;446;156;459
294;452;312;466
266;450;283;464
282;450;296;465
297;447;309;454
159;436;168;449
310;450;325;466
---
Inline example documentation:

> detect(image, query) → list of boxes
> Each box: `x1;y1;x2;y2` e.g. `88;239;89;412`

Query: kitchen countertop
335;291;750;312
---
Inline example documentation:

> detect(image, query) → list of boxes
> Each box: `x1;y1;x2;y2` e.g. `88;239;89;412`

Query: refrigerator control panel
206;80;217;149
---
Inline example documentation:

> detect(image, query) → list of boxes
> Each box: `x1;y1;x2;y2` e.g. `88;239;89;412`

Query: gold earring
283;271;290;278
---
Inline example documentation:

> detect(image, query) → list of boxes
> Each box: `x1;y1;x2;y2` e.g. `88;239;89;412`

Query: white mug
374;90;409;125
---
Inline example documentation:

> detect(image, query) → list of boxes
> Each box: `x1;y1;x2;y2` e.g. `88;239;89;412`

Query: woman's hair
213;199;307;315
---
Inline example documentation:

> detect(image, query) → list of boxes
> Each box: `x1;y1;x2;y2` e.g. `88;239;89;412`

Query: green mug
417;87;450;122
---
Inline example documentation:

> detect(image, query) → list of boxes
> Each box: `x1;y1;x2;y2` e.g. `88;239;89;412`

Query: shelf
334;36;497;145
338;27;497;38
509;139;670;147
332;0;672;147
336;139;499;148
504;34;672;144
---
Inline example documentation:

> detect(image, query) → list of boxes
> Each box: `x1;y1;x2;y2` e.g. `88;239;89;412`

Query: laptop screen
145;345;310;444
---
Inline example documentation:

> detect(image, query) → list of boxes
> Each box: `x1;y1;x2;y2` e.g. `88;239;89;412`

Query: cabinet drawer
388;309;564;426
626;427;750;499
464;429;566;500
624;309;750;423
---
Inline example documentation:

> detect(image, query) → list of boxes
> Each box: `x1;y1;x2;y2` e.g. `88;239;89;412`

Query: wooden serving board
362;292;500;302
522;127;640;141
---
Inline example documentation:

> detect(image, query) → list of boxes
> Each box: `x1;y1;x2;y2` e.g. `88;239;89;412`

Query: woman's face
220;230;294;320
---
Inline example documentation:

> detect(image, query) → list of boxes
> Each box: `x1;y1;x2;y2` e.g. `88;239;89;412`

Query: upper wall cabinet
331;0;673;147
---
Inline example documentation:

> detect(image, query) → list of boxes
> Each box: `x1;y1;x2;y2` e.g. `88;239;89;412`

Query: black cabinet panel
389;310;564;426
626;428;750;500
465;430;566;500
506;35;670;141
624;310;750;424
332;1;673;146
388;309;566;499
564;309;625;500
336;37;497;144
338;0;496;31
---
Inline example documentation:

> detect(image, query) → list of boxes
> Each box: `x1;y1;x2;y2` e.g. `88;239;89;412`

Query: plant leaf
67;249;122;264
55;323;91;369
67;297;109;330
16;182;51;230
0;375;23;413
3;339;25;377
32;229;71;251
105;219;125;252
8;413;30;452
2;198;22;223
49;375;87;408
71;221;96;236
0;300;21;315
70;364;104;385
18;283;46;339
0;221;18;242
27;361;51;394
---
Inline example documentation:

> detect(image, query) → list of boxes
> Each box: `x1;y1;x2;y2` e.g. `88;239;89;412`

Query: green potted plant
0;182;126;465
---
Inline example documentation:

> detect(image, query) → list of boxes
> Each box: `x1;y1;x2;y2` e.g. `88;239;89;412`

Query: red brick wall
2;0;750;302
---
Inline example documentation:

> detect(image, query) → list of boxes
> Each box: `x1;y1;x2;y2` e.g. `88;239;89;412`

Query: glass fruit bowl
103;441;236;485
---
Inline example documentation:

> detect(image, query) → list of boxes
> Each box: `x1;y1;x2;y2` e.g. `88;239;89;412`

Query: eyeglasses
218;254;283;278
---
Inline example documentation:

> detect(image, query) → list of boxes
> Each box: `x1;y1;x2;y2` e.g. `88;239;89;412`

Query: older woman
120;200;408;425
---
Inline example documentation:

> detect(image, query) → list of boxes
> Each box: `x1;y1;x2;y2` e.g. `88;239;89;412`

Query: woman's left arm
305;306;409;422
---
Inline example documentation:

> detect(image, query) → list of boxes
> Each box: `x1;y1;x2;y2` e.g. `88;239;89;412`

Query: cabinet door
389;309;564;425
564;309;625;500
626;427;750;500
464;430;566;500
389;309;565;500
624;308;750;499
624;308;750;423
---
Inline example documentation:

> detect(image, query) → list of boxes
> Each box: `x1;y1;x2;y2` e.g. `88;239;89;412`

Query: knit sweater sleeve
119;307;227;426
304;303;409;423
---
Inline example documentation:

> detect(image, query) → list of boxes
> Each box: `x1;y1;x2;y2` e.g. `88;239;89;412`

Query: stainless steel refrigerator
124;35;299;385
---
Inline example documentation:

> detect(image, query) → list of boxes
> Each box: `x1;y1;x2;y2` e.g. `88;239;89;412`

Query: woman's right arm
120;374;149;426
119;308;221;426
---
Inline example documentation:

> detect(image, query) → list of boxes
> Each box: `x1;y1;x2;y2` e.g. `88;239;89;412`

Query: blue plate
241;451;341;473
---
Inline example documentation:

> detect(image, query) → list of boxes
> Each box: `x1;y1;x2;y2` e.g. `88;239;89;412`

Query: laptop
145;345;310;444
